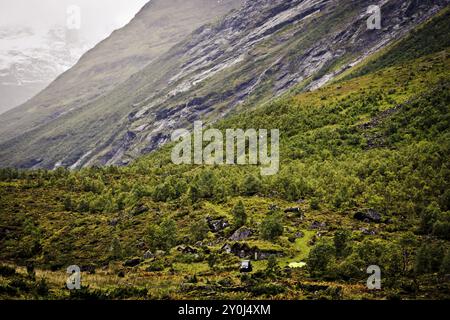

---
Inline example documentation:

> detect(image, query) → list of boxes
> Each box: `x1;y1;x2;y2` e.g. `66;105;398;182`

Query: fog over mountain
0;0;149;114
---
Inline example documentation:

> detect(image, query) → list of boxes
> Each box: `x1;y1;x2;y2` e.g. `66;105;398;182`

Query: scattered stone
109;218;119;227
206;217;229;233
131;204;149;216
117;271;125;278
284;207;301;214
268;204;280;211
123;258;141;267
288;231;305;242
136;241;146;249
310;221;327;230
360;228;377;236
229;227;253;241
354;209;382;223
155;250;166;257
80;265;96;274
177;245;198;254
143;250;154;260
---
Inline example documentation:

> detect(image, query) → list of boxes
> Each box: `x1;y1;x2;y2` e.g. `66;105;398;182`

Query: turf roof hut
240;260;253;273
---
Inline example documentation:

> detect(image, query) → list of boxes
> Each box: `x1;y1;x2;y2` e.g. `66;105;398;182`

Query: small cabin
240;260;253;273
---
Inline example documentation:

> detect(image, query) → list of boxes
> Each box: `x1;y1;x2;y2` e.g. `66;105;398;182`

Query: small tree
110;237;123;260
440;250;450;275
260;213;283;241
307;242;335;277
242;174;262;196
208;253;218;270
414;242;445;275
148;218;178;251
266;255;280;277
190;219;210;243
398;232;417;272
232;200;247;228
334;229;351;258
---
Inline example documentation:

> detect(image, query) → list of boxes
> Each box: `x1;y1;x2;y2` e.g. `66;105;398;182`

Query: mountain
0;8;449;300
0;26;88;114
0;0;243;163
0;0;448;170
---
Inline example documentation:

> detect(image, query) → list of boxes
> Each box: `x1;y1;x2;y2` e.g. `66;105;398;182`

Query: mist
0;0;150;47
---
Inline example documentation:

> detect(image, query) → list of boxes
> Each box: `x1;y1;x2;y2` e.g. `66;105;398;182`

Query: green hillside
0;10;449;300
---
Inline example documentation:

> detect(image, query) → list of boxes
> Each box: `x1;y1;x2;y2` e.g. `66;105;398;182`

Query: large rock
354;209;382;223
206;217;229;233
229;227;253;241
123;258;141;267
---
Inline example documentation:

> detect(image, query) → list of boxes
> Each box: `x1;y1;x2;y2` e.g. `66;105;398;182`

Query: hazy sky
0;0;150;45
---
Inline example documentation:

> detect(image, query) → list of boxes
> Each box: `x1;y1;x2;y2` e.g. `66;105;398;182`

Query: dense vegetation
0;11;449;300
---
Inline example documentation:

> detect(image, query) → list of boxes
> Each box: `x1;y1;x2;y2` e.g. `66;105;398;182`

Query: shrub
189;219;210;243
148;218;178;251
307;242;335;277
232;200;247;228
414;242;445;275
334;229;351;258
0;265;16;277
242;174;262;196
250;283;285;296
440;250;450;275
260;213;283;241
35;278;49;297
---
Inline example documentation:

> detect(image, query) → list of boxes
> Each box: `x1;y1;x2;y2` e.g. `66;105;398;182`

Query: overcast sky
0;0;149;44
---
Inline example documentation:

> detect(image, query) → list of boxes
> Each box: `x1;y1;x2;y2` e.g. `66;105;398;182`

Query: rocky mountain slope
0;0;242;153
0;0;448;169
0;8;449;299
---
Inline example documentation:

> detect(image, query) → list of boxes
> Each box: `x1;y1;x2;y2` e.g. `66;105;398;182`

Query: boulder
143;250;154;260
206;217;229;233
123;258;141;267
354;209;382;223
229;227;253;241
309;221;327;230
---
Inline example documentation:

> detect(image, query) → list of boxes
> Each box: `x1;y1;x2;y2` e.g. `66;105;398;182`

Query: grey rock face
229;227;253;241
